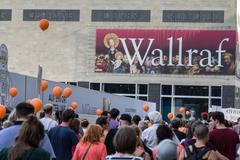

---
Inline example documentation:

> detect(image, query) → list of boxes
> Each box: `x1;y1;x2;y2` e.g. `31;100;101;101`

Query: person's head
176;114;183;119
138;121;148;132
8;115;44;160
148;111;162;124
113;126;137;154
108;38;115;48
194;124;209;142
201;112;208;121
119;114;132;127
43;104;53;116
15;102;34;119
101;111;109;117
132;115;141;125
223;52;232;65
81;119;89;129
156;125;173;143
81;124;103;144
238;117;240;123
157;139;177;160
110;108;120;120
96;116;108;130
69;118;81;134
62;109;75;123
171;118;181;129
191;120;203;132
210;111;225;125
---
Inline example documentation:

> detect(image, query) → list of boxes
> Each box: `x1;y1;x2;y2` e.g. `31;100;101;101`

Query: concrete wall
0;0;237;85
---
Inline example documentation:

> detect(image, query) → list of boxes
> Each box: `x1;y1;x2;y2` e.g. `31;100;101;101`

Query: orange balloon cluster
96;109;102;116
63;87;72;98
0;104;6;119
39;19;49;31
71;101;78;110
41;80;48;92
167;113;174;120
143;105;150;112
179;107;185;113
9;87;17;97
30;98;42;113
52;86;62;98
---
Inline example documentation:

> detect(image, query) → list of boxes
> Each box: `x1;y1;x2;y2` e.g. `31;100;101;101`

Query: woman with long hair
0;115;50;160
72;124;106;160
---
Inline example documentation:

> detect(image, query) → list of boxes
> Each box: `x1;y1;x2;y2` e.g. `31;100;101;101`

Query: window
104;83;135;94
92;10;150;22
162;85;172;95
163;10;224;23
211;86;221;97
211;99;221;106
138;96;148;101
175;85;209;96
23;9;80;21
90;83;100;91
67;82;77;86
0;9;11;21
138;84;148;94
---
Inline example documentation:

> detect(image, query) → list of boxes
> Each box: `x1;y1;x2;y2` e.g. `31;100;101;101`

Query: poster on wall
95;29;236;75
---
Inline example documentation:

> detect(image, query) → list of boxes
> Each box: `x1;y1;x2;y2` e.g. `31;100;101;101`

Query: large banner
95;29;236;75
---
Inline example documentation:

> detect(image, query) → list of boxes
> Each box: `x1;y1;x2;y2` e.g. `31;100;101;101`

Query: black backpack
185;144;211;160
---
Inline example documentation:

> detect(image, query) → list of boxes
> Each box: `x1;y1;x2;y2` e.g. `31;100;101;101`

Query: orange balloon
9;87;17;97
143;105;150;112
96;109;102;116
186;111;190;115
63;87;72;98
71;101;78;110
0;104;6;119
30;98;42;113
41;80;48;92
179;107;185;113
167;113;174;120
39;19;49;31
52;86;62;98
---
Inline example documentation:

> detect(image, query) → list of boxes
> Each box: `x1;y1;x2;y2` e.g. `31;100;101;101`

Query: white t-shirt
40;117;58;132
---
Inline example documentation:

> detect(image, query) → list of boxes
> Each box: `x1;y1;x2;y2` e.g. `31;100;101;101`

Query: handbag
82;143;92;160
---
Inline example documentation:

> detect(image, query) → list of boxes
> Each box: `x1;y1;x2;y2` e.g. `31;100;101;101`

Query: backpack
184;144;210;160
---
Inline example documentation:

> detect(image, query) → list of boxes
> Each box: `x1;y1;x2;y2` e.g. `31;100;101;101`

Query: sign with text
95;29;236;75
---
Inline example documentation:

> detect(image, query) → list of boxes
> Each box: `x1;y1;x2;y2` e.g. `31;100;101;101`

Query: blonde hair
81;124;103;144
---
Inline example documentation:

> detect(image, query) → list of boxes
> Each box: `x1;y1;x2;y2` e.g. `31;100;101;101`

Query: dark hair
191;120;203;133
176;114;183;119
62;109;75;122
110;108;120;119
201;112;208;120
69;118;81;134
132;115;141;125
16;102;34;119
120;114;132;125
8;115;44;160
113;126;137;154
194;124;209;140
96;116;108;128
81;119;89;128
211;111;225;124
171;119;181;129
39;111;45;119
43;104;53;114
55;110;63;124
156;125;173;143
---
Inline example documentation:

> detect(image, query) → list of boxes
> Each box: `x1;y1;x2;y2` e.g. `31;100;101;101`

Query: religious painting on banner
95;29;236;75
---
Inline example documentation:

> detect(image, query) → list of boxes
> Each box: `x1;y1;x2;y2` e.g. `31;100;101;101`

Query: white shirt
40;117;58;132
141;123;159;150
141;123;180;150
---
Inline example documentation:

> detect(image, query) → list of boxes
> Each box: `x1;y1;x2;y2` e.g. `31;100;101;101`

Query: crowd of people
0;102;240;160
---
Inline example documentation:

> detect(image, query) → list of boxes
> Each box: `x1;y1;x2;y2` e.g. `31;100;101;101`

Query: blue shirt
48;125;79;160
0;121;56;158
